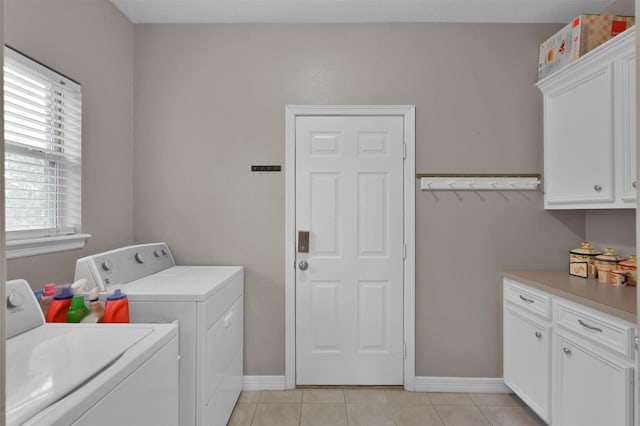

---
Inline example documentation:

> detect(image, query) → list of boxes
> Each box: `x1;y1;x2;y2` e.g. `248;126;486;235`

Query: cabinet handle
519;295;534;304
535;331;542;339
563;347;572;355
594;184;602;192
578;319;603;333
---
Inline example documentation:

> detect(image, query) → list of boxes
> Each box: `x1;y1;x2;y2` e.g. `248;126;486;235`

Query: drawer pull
578;319;603;333
519;295;534;304
535;331;542;339
563;347;572;355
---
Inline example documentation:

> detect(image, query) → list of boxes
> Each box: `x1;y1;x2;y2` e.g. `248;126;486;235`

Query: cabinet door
554;332;634;426
543;63;615;207
503;305;551;423
617;49;636;204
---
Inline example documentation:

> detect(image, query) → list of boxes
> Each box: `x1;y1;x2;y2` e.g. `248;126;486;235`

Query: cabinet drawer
555;300;635;359
504;279;552;320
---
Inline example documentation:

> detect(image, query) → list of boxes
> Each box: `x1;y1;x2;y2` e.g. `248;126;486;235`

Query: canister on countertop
594;248;623;283
569;242;602;278
609;269;628;286
618;255;637;286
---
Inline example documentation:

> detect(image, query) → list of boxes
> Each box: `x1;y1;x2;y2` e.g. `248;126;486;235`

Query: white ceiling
110;0;617;24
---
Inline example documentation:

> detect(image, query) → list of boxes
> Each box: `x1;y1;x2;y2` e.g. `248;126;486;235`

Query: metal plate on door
298;231;309;253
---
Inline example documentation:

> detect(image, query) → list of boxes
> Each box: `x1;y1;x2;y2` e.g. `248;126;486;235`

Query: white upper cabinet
617;48;637;204
537;27;636;209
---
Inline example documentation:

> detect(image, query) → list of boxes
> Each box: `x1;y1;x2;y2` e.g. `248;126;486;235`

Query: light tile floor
228;388;545;426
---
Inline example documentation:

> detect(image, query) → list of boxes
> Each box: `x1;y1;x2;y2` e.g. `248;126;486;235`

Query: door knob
299;260;309;271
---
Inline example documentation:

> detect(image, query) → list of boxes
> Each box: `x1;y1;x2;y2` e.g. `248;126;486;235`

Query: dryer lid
6;326;150;426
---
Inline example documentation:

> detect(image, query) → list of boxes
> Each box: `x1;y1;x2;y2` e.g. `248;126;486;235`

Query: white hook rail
419;175;540;191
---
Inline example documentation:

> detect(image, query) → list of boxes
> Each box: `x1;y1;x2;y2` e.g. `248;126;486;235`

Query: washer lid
6;325;150;426
121;266;243;302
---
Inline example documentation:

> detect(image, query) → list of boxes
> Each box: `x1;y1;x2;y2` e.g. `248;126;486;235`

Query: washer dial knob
154;250;162;258
101;260;113;271
135;252;145;264
7;291;25;308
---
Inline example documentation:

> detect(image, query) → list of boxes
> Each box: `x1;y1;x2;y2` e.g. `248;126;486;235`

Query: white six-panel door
295;115;405;385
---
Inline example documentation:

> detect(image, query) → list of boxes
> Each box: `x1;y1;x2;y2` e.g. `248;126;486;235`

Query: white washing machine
6;279;179;426
74;242;244;426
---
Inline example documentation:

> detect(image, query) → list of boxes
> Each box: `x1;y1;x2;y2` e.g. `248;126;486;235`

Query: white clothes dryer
74;242;243;426
5;279;179;426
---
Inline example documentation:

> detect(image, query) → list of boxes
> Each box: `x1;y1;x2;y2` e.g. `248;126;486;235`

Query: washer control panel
74;243;176;292
6;279;44;339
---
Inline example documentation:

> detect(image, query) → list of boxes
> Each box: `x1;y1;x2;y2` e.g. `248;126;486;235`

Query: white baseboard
243;375;510;393
243;375;286;391
414;377;511;393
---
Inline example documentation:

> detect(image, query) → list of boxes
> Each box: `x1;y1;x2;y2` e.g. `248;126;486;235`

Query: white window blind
4;47;88;257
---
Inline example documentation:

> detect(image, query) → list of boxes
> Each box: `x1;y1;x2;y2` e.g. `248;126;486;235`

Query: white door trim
284;105;416;390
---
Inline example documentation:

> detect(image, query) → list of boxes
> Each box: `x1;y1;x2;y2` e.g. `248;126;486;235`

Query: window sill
6;233;92;260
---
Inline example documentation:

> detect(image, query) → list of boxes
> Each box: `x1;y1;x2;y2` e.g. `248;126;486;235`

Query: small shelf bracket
417;174;540;191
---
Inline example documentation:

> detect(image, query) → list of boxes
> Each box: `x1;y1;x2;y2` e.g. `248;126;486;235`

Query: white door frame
284;105;416;390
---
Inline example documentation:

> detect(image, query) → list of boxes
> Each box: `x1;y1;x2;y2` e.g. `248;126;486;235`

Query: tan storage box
538;14;635;80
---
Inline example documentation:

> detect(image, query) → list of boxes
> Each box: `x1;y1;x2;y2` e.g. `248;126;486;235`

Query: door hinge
403;144;407;159
403;244;407;259
403;342;407;359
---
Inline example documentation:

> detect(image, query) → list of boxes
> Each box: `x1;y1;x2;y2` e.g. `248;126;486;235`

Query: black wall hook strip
252;165;282;172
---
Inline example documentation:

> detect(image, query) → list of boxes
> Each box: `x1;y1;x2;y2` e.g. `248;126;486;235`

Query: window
3;47;89;258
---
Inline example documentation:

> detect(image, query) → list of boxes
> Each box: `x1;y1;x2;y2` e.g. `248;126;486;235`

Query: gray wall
5;1;134;287
4;3;633;378
133;23;586;377
586;210;636;257
602;0;635;15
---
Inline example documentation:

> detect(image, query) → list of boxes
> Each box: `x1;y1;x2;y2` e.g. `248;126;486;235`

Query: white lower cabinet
503;278;636;426
504;306;551;422
554;330;634;426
